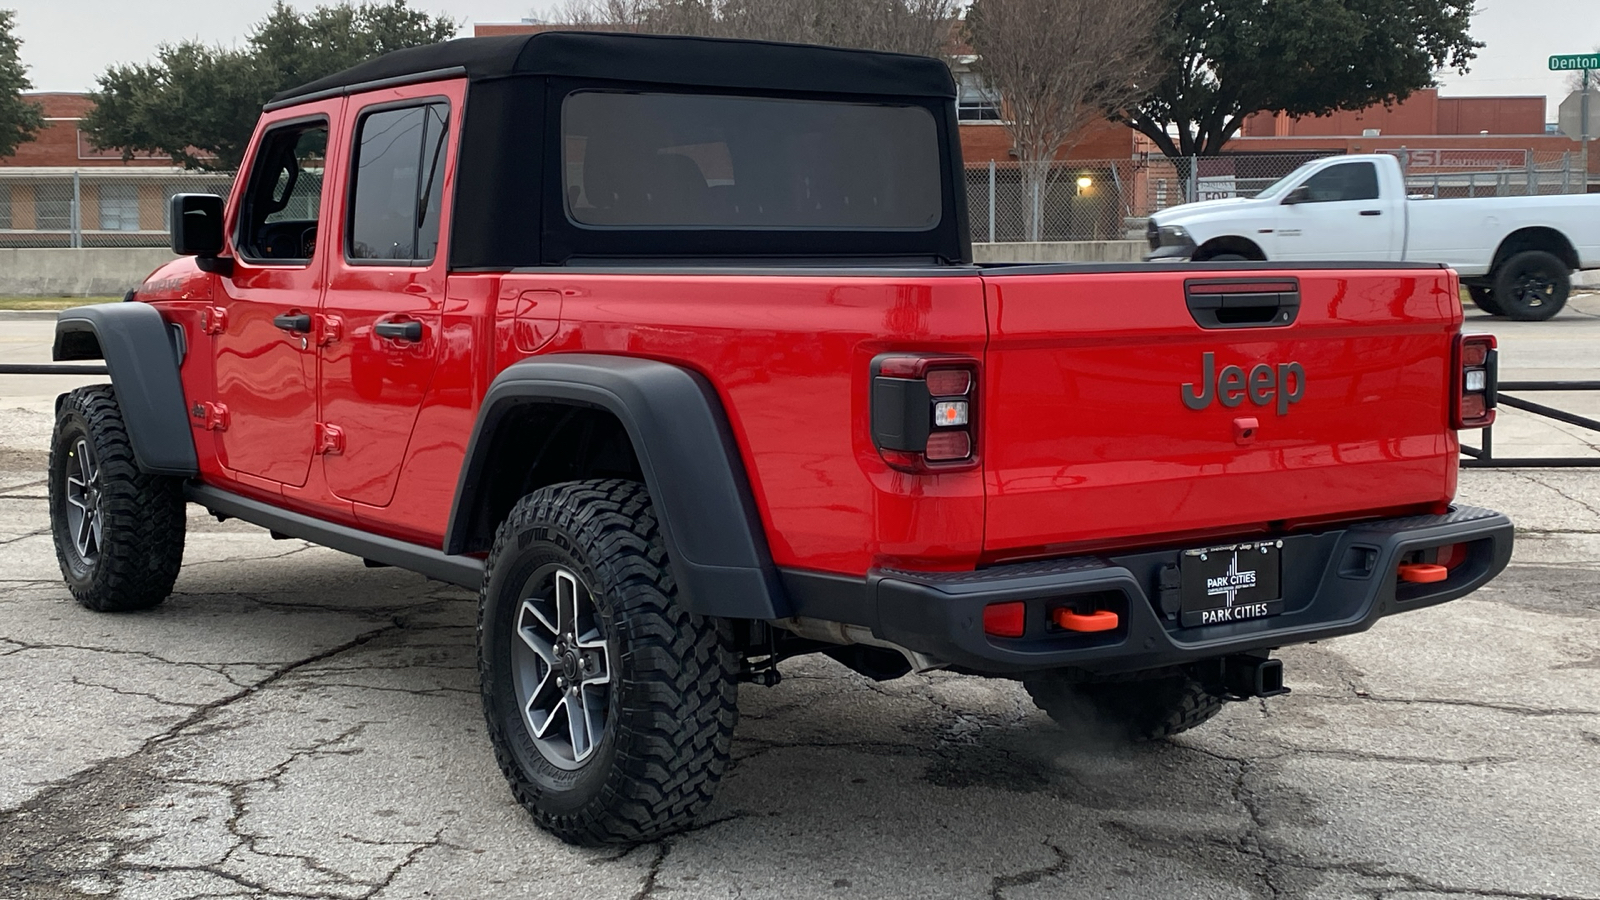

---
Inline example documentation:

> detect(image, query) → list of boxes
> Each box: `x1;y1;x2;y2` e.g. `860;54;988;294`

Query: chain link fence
966;150;1597;243
0;171;233;249
0;152;1591;248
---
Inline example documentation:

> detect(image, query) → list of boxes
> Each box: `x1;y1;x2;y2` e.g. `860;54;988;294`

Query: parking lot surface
2;303;1599;900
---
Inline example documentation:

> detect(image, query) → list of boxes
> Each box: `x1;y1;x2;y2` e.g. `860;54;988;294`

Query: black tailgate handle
1185;279;1300;329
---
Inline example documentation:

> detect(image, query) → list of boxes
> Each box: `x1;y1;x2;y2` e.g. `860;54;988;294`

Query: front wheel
478;479;739;845
1492;251;1570;321
48;385;185;612
1023;671;1224;741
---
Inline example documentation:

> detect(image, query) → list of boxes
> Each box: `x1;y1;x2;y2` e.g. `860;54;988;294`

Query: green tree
84;1;458;171
0;9;43;159
1116;0;1481;158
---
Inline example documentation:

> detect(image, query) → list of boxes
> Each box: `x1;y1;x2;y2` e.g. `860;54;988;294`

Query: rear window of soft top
560;91;942;231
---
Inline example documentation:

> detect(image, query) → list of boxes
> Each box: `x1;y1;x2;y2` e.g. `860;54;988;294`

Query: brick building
0;93;225;247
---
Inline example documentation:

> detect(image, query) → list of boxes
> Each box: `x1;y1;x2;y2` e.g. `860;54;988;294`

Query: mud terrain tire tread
1023;672;1225;741
478;478;738;845
48;385;185;612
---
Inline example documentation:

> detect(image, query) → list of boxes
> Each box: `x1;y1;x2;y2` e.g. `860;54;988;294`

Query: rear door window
347;102;449;263
561;91;941;230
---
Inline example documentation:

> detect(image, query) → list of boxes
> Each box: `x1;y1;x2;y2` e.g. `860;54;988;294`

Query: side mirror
1281;185;1312;205
169;193;233;276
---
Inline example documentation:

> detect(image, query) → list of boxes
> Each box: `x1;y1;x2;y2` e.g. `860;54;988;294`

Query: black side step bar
184;482;483;589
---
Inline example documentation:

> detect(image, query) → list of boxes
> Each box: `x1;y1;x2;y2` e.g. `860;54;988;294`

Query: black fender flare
53;304;198;477
445;354;788;621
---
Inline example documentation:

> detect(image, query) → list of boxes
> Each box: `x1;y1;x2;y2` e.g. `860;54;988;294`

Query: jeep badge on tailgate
1181;352;1306;414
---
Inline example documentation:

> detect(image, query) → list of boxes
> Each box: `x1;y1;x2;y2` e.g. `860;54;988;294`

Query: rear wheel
1492;251;1570;321
48;385;185;612
478;479;739;845
1205;252;1249;262
1023;671;1224;741
1466;285;1505;316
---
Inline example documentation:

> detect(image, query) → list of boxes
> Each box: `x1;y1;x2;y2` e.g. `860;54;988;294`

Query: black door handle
1359;209;1383;216
273;313;311;332
374;320;423;342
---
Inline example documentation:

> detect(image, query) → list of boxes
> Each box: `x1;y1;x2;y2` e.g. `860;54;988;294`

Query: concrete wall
0;248;177;296
972;240;1145;264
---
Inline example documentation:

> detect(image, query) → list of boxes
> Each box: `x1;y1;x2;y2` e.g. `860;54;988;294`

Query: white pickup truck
1146;153;1600;320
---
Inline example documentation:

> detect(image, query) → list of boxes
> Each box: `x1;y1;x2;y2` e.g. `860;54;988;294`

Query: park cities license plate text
1178;542;1284;627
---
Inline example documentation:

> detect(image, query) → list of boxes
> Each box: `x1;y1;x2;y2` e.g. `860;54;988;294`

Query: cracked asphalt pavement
3;309;1600;899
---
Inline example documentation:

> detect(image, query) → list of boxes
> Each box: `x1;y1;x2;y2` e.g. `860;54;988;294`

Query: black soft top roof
269;30;956;107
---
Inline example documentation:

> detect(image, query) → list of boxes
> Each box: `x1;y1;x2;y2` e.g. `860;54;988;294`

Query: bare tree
557;0;958;58
965;0;1158;239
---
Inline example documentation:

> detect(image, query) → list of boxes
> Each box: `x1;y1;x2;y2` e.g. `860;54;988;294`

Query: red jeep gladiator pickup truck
47;32;1513;845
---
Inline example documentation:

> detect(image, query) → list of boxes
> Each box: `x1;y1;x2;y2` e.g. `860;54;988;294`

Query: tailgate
980;266;1461;557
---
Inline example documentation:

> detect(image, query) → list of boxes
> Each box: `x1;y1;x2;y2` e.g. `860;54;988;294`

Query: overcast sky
7;0;1594;120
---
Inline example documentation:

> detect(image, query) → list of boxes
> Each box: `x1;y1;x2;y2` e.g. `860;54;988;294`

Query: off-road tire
1466;285;1505;316
1023;671;1225;741
47;385;185;612
478;478;739;845
1492;250;1570;322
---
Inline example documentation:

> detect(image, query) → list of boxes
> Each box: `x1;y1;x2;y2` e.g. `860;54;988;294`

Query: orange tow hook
1052;608;1119;632
1397;563;1448;584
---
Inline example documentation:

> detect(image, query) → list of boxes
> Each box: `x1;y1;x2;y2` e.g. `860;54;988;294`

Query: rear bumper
791;506;1512;675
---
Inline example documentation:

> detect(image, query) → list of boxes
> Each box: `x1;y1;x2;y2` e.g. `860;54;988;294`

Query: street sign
1559;91;1597;141
1550;54;1600;71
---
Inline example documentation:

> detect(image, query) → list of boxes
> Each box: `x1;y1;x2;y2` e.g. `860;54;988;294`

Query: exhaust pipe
1222;655;1289;699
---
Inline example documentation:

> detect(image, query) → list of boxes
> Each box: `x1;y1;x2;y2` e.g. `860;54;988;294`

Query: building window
957;73;1003;122
99;182;140;231
35;194;71;231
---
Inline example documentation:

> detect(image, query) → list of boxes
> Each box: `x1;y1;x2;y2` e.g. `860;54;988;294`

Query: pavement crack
629;842;668;900
0;621;400;839
0;526;47;545
1509;471;1600;522
988;842;1070;900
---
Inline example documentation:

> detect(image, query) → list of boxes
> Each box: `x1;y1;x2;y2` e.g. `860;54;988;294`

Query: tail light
1453;334;1497;429
870;354;979;473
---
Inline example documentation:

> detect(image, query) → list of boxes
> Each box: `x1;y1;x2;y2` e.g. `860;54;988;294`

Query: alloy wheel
1511;271;1555;309
512;565;614;769
63;438;102;564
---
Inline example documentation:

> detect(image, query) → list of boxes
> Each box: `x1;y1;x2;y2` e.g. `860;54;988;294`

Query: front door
212;107;340;487
319;88;459;507
1274;161;1397;262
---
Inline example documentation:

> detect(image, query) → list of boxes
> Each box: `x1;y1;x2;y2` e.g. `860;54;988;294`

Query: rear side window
238;120;328;263
347;102;449;263
561;91;941;230
1298;162;1380;203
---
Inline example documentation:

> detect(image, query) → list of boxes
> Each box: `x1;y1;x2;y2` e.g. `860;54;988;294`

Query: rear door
979;266;1459;558
318;82;462;508
1274;161;1398;261
211;107;340;488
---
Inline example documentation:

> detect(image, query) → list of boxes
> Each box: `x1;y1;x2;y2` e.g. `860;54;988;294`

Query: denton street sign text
1551;54;1600;71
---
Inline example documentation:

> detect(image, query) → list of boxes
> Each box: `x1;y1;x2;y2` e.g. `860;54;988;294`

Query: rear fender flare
445;354;787;621
53;304;197;476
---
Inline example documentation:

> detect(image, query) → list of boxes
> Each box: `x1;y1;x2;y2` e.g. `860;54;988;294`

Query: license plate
1178;542;1283;627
